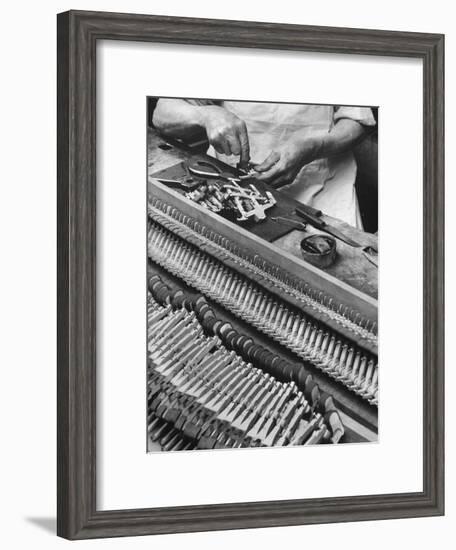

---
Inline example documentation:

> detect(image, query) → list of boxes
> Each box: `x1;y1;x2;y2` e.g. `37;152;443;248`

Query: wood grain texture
57;9;445;540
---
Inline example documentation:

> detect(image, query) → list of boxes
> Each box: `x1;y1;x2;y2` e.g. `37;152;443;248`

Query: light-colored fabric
334;105;376;126
186;100;375;228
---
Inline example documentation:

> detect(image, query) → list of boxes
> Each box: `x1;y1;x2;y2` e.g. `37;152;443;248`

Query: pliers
187;160;241;185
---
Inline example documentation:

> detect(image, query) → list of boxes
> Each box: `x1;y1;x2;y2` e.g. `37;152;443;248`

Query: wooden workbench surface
148;128;378;300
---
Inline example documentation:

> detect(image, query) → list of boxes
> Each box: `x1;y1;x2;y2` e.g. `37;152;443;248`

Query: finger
255;161;287;183
211;141;225;155
212;137;231;156
269;166;300;188
269;177;293;189
237;122;250;164
268;171;294;188
226;134;241;156
221;136;232;156
253;151;280;173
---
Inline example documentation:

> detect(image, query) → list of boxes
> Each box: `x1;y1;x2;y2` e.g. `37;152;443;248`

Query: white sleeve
334;106;376;127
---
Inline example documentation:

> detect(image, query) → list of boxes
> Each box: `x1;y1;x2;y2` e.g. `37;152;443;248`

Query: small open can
300;234;337;268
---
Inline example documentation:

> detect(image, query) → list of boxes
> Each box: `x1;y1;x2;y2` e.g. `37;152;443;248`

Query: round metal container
300;234;337;268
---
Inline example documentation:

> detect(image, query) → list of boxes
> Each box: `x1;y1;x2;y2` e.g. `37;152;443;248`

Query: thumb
252;151;280;172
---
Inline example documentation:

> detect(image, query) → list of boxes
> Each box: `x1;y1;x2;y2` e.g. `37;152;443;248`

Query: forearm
317;119;367;158
154;101;250;162
152;99;205;138
254;119;368;185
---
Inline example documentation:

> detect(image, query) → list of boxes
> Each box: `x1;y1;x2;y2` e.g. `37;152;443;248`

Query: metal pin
272;305;285;331
172;241;187;267
235;281;248;306
351;355;367;387
334;344;348;374
291;317;307;347
259;298;274;328
246;289;263;320
298;323;313;352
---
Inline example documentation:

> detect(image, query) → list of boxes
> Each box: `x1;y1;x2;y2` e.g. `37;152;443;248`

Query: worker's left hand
252;133;323;188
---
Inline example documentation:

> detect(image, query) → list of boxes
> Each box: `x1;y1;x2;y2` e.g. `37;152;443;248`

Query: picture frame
57;9;444;540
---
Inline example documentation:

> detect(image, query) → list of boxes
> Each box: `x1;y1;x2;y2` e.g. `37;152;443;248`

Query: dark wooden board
150;161;299;242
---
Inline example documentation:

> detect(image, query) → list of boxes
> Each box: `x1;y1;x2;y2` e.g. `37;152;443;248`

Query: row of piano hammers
147;195;378;346
147;274;344;451
148;220;378;406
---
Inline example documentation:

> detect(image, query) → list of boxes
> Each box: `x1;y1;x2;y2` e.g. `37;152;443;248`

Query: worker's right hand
198;106;250;165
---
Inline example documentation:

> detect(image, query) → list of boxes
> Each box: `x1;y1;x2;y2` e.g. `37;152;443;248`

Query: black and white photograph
147;97;379;451
1;1;449;545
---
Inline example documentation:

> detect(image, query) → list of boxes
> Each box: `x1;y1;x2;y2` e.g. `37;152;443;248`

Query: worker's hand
253;133;323;188
198;106;250;165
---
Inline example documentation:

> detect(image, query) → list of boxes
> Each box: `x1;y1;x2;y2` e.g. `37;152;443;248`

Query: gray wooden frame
57;10;444;540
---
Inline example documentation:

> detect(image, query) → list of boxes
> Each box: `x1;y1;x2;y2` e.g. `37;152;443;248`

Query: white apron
208;102;364;228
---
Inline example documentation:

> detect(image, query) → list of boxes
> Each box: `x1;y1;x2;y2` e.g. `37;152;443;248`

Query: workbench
147;128;378;300
147;126;378;448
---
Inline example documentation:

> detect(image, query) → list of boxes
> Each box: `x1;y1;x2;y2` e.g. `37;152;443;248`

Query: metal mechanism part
183;160;277;222
222;182;276;221
148;195;378;350
147;199;378;406
147;291;344;449
236;160;256;176
146;178;378;450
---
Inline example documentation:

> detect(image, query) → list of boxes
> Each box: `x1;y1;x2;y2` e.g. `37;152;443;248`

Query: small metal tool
293;203;323;219
188;160;240;184
236;161;257;179
271;216;307;232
